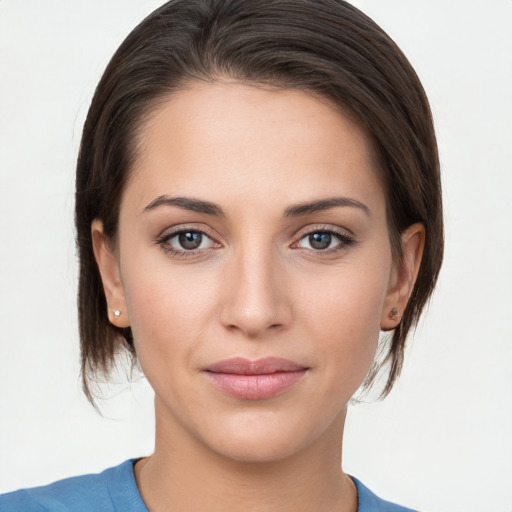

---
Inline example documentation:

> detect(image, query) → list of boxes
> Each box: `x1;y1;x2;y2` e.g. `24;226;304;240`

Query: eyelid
155;224;223;256
290;224;357;251
292;223;355;241
154;222;355;258
157;223;220;241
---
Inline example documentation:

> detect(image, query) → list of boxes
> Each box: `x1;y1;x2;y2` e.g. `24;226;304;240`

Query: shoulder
353;477;420;512
0;459;147;512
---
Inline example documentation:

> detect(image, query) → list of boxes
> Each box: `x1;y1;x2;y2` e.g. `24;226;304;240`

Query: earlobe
381;223;425;331
91;220;130;328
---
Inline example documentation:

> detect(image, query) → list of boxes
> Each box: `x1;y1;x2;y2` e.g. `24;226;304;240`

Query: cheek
124;269;216;351
117;254;228;438
121;272;212;415
297;257;391;388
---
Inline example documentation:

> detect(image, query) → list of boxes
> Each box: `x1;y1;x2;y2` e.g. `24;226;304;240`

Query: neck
134;401;357;512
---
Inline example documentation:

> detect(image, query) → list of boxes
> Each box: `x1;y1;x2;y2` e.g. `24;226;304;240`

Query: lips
203;357;308;400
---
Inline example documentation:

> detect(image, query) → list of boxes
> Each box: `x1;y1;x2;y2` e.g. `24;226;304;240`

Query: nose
219;244;292;338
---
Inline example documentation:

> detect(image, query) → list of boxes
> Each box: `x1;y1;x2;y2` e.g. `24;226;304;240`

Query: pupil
179;231;202;250
309;232;331;250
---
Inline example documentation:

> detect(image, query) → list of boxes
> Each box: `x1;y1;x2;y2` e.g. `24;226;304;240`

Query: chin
201;410;334;464
211;433;305;464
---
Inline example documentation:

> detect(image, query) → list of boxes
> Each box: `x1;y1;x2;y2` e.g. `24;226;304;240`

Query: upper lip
204;357;307;375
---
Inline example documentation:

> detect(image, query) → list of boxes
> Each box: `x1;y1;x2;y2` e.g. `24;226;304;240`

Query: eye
173;231;209;250
295;229;354;251
158;228;219;255
302;232;335;250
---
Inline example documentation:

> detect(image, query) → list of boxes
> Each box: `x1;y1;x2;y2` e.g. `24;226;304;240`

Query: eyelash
156;226;220;258
156;225;356;258
292;226;356;254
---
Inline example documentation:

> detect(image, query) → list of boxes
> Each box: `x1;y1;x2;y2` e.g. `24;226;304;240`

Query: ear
91;219;130;328
381;223;425;331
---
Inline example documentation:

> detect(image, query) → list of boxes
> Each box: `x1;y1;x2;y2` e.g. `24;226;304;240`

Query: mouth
203;357;309;400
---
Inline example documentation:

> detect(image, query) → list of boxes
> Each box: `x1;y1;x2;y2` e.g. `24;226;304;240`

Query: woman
0;0;443;510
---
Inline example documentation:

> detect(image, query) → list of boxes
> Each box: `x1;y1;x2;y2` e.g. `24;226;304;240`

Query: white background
1;1;511;511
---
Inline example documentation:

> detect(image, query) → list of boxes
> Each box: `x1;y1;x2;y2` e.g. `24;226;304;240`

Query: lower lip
204;370;307;400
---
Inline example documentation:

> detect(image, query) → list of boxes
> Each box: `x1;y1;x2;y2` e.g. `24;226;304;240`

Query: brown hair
75;0;443;405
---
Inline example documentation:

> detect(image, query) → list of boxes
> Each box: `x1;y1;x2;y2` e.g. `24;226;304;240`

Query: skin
92;81;424;512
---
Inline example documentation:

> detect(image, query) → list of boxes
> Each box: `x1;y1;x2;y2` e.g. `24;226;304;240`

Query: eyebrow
142;194;370;218
143;195;225;216
283;196;371;217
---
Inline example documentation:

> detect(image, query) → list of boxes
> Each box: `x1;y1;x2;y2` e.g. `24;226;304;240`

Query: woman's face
95;81;413;462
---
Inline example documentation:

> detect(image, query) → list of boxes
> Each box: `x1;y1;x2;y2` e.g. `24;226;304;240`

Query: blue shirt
0;459;418;511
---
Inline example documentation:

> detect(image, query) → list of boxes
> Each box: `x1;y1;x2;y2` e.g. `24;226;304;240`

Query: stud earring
389;307;400;321
113;309;121;319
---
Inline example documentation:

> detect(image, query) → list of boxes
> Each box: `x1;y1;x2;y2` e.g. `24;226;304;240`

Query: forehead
125;80;386;218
